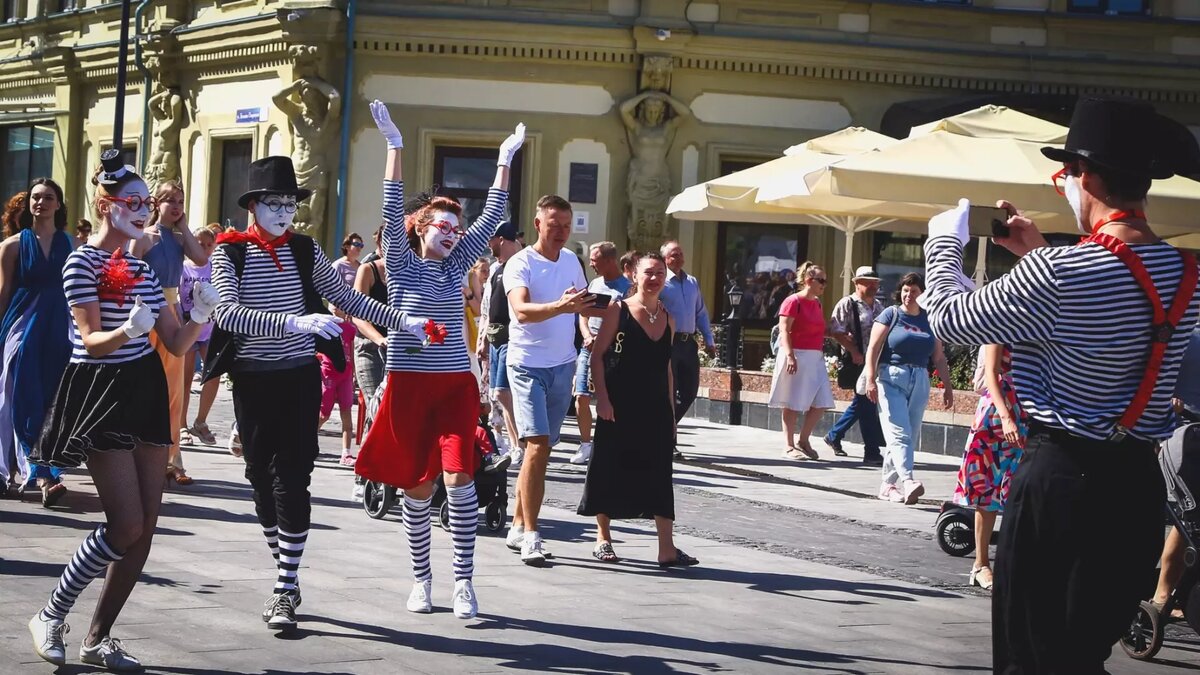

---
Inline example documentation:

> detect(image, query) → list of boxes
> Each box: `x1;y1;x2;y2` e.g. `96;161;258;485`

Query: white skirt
768;349;835;411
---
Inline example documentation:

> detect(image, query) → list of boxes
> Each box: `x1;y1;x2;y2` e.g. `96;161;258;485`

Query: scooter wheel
935;511;976;557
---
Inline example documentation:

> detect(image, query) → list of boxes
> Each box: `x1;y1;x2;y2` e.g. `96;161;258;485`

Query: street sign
236;108;264;124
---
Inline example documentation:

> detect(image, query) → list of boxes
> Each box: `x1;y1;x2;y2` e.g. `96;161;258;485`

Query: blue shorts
488;343;509;391
573;347;593;397
507;361;575;447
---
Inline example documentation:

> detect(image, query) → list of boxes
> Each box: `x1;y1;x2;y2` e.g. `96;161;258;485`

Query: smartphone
968;206;1011;238
591;294;612;309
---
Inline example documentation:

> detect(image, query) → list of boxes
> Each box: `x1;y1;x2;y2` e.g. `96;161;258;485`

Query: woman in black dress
579;252;699;568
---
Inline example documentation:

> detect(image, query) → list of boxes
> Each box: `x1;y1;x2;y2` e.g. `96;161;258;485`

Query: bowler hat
1041;98;1181;180
238;156;311;209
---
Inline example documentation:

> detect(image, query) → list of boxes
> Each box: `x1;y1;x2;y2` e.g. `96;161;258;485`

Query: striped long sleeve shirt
63;245;165;364
381;181;508;373
211;237;410;364
922;234;1200;442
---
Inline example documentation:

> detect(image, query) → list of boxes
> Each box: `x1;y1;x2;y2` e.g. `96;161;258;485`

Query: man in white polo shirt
503;194;595;566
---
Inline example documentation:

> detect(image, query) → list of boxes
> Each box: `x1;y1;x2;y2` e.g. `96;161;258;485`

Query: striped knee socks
262;525;280;562
41;524;124;621
273;529;307;595
446;483;478;581
403;495;432;582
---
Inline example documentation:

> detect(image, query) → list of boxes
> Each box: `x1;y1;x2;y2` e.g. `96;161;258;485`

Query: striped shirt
211;237;408;364
63;245;165;364
923;234;1200;442
381;181;508;373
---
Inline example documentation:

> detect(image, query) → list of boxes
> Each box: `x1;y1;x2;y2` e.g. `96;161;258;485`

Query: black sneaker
264;593;297;631
261;584;301;622
861;455;884;467
823;435;847;457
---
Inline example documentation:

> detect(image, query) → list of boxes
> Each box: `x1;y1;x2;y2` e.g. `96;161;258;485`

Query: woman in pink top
768;261;834;460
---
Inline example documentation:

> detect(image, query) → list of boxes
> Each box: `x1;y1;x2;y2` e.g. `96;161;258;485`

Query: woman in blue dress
0;178;73;505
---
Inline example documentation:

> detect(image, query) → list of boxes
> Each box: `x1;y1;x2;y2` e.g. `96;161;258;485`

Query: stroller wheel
485;501;506;532
363;482;396;520
935;511;976;557
438;500;451;531
1120;600;1164;660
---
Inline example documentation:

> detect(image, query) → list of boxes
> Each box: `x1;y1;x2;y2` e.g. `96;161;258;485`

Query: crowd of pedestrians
4;94;1200;675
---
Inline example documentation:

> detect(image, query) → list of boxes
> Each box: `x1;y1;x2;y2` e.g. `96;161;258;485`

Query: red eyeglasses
100;195;158;212
1050;164;1080;196
430;219;465;236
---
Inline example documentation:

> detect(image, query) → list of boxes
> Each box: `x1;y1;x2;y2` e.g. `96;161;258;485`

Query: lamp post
724;282;743;372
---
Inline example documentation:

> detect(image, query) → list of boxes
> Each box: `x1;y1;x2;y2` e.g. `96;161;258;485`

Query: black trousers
993;424;1165;674
671;336;700;424
231;363;322;535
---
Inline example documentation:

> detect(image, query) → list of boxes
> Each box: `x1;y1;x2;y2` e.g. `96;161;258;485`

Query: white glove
928;198;971;247
401;314;429;340
370;99;403;150
285;313;343;339
121;296;155;339
189;282;220;325
497;123;526;167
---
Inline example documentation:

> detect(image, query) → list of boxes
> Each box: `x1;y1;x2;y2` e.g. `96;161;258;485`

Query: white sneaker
505;525;525;552
29;613;68;666
509;446;524;468
351;482;365;502
569;441;593;465
407;580;433;614
521;531;548;567
79;636;141;671
453;579;478;619
902;479;925;505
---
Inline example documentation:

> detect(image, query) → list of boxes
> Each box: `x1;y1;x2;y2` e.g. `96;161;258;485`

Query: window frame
431;144;524;230
0;123;57;203
216;137;254;231
1065;0;1151;16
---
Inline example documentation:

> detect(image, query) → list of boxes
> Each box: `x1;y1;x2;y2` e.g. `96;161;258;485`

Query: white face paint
1064;176;1087;234
252;193;298;238
108;180;151;240
421;210;463;259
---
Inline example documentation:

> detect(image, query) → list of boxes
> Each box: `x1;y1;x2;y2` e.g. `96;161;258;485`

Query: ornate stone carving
142;53;186;189
620;55;689;253
272;44;341;237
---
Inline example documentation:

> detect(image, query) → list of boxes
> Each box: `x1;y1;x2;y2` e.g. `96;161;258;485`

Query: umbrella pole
842;228;855;297
973;236;989;286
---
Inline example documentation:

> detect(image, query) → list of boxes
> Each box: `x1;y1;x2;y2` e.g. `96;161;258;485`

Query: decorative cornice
353;38;638;65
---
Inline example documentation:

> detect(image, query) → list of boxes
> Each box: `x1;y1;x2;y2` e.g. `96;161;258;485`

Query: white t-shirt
503;246;587;368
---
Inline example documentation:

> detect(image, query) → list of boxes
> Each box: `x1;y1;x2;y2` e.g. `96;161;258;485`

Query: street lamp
724;281;743;371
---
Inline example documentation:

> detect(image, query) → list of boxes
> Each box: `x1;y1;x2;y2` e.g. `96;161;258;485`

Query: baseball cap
852;266;881;281
493;220;519;242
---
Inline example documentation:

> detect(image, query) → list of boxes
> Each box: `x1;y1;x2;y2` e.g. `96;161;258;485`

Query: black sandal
658;549;699;568
593;542;620;563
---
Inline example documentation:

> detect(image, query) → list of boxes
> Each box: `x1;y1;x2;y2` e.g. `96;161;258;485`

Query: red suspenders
1083;221;1198;441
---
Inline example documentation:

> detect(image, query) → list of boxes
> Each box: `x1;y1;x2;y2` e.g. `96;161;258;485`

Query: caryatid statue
620;89;691;253
272;45;341;237
143;57;186;188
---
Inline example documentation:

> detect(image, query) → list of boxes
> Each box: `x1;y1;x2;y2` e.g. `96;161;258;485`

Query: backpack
202;234;345;383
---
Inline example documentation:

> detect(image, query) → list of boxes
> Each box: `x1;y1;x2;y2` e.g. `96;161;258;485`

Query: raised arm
447;123;525;272
619;92;652;130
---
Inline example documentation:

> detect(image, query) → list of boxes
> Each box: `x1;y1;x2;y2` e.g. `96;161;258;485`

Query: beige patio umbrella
822;105;1200;237
668;127;931;294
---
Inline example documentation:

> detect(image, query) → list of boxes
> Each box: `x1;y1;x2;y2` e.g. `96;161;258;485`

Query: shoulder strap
849;299;864;353
1088;232;1198;440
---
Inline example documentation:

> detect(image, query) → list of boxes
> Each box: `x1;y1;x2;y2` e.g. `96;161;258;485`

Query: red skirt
356;370;479;490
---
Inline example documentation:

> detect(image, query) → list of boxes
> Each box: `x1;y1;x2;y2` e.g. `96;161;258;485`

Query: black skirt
31;350;172;469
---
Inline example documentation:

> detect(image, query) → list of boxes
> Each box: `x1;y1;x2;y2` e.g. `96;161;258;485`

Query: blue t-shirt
586;274;633;334
876;305;935;367
1176;326;1200;414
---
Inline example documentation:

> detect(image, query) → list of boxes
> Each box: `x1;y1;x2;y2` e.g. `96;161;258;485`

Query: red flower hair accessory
96;248;143;307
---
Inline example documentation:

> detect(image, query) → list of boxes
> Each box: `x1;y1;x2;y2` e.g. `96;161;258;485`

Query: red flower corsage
405;319;449;354
96;248;143;307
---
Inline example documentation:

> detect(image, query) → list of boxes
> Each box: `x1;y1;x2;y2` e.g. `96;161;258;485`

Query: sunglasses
350;241;364;248
812;277;827;284
101;195;158;212
430;220;465;236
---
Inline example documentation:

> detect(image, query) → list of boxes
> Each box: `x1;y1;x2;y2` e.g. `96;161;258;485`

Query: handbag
836;299;865;390
855;307;902;397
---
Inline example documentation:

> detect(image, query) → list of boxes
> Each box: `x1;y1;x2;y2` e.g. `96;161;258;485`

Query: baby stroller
1120;421;1200;660
359;380;509;532
935;501;976;557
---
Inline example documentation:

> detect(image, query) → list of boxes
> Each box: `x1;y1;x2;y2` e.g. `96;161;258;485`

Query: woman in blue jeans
863;273;953;505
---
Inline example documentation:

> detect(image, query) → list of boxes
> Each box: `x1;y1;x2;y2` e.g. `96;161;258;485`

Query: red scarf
216;227;292;271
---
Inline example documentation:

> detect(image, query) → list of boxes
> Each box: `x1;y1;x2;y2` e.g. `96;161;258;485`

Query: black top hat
1041;97;1186;180
237;156;312;209
97;148;138;186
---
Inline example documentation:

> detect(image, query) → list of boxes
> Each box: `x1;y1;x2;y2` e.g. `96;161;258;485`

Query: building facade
0;0;1197;366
